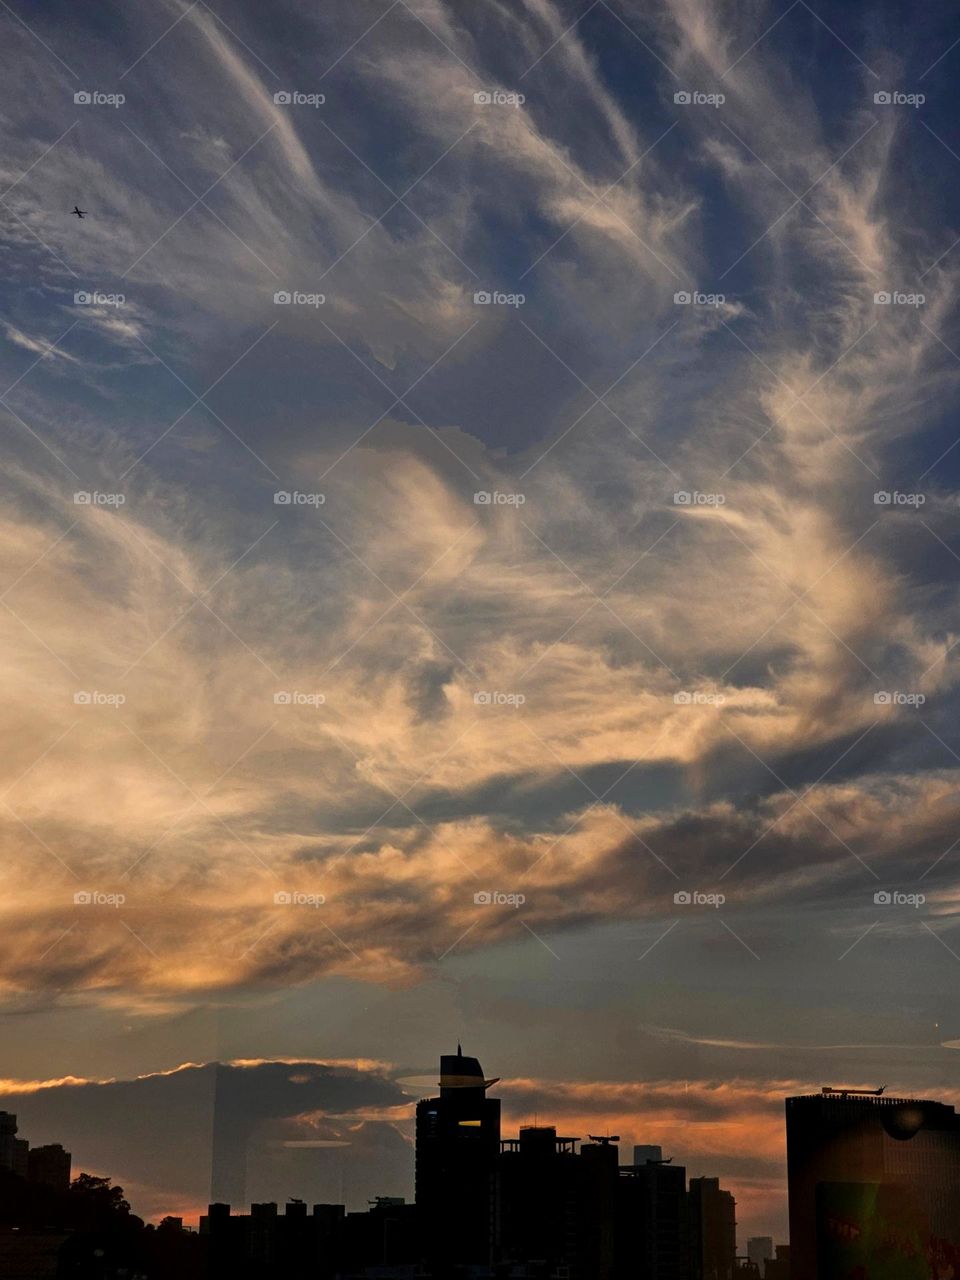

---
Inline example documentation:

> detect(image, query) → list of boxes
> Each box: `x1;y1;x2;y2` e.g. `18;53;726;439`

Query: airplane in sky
71;206;86;218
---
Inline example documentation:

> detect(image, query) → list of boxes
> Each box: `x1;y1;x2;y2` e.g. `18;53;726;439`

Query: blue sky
2;0;960;1241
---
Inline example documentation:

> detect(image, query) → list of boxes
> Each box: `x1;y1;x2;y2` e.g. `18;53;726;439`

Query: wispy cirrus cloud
2;0;960;1241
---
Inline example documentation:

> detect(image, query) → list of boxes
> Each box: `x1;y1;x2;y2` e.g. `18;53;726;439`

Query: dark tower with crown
415;1045;501;1271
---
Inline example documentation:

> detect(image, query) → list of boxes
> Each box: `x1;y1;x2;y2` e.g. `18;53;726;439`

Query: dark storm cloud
2;1059;410;1217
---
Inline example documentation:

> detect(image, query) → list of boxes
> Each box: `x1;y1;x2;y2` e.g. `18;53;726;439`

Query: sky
1;0;960;1244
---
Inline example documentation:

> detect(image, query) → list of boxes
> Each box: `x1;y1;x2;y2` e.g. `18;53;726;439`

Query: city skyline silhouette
3;0;960;1274
4;1048;960;1275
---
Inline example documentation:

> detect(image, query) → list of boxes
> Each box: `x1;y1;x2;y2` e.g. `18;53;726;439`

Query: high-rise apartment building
414;1045;501;1270
689;1176;737;1280
786;1088;960;1280
27;1143;72;1192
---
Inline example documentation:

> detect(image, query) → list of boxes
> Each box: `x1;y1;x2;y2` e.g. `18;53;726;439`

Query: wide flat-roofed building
786;1087;960;1279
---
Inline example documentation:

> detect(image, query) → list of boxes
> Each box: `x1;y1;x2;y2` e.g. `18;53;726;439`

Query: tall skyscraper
688;1176;737;1280
617;1156;688;1280
415;1045;501;1269
786;1088;960;1280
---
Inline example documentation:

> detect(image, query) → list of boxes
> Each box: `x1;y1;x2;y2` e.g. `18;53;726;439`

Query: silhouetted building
0;1112;18;1172
616;1156;688;1280
0;1118;26;1178
0;1114;71;1190
28;1143;71;1192
496;1127;618;1279
747;1236;773;1271
763;1243;790;1280
786;1088;960;1280
201;1199;344;1280
498;1126;582;1274
0;1044;765;1278
12;1136;28;1178
688;1177;736;1280
415;1045;500;1270
340;1197;417;1273
634;1144;664;1165
579;1137;619;1279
